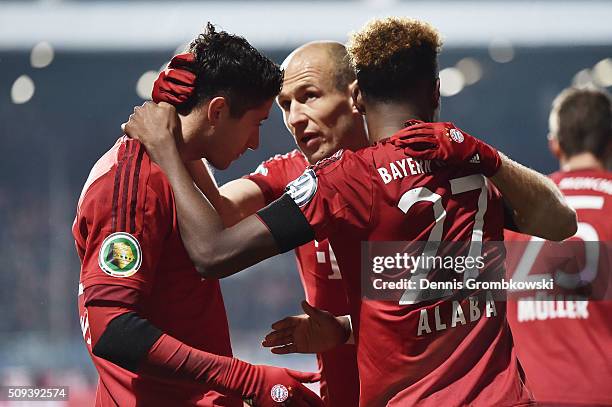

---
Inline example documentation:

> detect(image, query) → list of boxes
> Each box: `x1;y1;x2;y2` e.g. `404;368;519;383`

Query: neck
177;110;213;162
560;152;604;172
364;102;431;143
352;116;370;149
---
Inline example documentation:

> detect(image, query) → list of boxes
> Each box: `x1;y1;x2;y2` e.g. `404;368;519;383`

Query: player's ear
207;97;229;126
350;80;366;115
548;133;562;160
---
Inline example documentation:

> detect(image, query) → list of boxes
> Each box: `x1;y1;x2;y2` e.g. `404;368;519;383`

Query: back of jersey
507;169;612;406
295;129;530;407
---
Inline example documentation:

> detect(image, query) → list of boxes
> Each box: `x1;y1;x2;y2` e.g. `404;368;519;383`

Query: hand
262;301;350;355
122;101;181;161
151;52;196;104
391;122;502;177
223;358;323;407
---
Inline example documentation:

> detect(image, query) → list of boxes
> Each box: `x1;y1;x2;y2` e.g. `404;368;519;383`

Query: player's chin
208;156;232;170
304;148;326;165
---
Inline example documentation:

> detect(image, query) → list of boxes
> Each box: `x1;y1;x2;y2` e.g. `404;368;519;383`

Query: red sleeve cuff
83;283;142;308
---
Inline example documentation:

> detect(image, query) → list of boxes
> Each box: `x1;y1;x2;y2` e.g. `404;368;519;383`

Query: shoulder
290;148;374;197
246;150;308;194
251;149;307;175
82;138;156;195
311;148;372;175
78;138;171;229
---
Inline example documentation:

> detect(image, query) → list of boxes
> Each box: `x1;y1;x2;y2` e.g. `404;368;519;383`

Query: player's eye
305;91;318;101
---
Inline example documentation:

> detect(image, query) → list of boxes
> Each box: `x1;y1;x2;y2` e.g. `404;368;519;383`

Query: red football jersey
506;169;612;406
73;137;241;407
245;150;360;407
279;128;532;407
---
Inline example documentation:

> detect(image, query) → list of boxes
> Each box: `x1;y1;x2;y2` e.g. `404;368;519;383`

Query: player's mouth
300;132;321;150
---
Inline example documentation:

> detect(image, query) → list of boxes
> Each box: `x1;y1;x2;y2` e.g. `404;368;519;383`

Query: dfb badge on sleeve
98;232;142;277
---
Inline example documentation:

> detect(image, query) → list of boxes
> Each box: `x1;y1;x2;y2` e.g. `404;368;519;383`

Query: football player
74;24;322;407
152;40;366;407
507;87;612;406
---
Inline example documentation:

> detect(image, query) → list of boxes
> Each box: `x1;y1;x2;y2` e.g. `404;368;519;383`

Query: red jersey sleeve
287;150;375;241
243;150;308;205
75;141;173;305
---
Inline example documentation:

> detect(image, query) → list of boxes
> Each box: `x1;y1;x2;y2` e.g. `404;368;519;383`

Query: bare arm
491;153;577;241
155;142;278;278
396;122;577;241
187;159;267;227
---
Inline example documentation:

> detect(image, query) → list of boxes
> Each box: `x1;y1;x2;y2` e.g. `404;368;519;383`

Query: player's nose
247;131;260;151
288;103;308;129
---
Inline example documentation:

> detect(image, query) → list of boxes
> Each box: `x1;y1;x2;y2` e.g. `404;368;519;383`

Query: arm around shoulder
491;153;577;241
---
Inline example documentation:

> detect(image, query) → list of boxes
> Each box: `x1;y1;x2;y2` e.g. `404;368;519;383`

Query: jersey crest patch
270;384;289;402
449;128;465;143
98;232;142;277
286;168;317;207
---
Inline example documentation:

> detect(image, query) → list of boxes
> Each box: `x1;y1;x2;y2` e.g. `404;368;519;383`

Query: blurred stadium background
0;0;611;405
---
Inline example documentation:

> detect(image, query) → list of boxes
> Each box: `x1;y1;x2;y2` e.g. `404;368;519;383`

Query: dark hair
179;23;283;117
347;17;442;103
550;87;612;159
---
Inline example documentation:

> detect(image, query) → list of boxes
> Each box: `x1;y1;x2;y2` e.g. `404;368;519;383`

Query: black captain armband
92;312;162;373
257;194;315;253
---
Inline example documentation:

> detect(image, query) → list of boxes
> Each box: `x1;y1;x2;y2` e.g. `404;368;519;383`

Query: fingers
401;137;439;151
271;316;302;331
160;82;194;96
152;69;194;104
121;101;176;139
262;328;294;348
157;101;177;110
395;129;437;139
403;123;433;132
155;91;188;105
270;344;298;355
285;369;321;383
122;107;140;138
168;52;195;68
166;68;196;85
403;147;436;160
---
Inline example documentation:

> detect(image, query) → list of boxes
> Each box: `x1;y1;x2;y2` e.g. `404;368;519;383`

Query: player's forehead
279;50;334;97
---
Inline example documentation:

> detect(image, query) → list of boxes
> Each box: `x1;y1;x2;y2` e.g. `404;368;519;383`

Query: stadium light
439;67;465;97
30;41;54;68
489;39;514;63
455;57;483;86
592;58;612;87
136;71;158;100
572;69;595;88
11;75;35;104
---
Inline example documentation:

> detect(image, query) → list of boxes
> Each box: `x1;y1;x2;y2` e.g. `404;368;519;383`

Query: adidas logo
469;153;480;164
